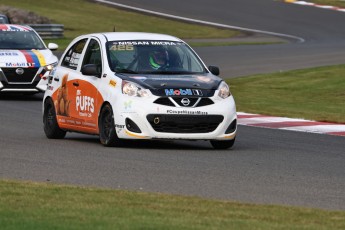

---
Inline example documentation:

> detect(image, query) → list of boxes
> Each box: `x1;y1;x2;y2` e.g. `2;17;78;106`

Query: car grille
1;67;40;83
153;97;214;107
147;114;224;133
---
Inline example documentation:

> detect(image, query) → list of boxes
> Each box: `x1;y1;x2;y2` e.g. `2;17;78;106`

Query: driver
148;48;169;70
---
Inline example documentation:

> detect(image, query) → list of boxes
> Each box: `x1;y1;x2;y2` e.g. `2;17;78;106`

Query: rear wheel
210;138;235;150
43;98;66;139
99;104;121;147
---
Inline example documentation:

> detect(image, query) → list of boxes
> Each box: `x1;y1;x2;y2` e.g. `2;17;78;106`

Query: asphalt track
100;0;345;77
1;0;345;210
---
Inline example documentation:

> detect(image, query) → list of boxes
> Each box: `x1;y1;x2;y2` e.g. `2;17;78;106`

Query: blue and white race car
43;32;237;149
0;24;58;94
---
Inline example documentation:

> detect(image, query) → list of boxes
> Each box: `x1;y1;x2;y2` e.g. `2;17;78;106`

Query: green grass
0;0;240;50
306;0;345;7
0;179;344;230
229;65;345;123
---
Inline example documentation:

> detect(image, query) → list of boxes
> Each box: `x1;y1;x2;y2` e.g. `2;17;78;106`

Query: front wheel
99;104;121;147
43;98;66;139
210;138;235;150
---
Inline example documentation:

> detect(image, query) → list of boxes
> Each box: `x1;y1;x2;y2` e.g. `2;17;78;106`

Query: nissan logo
181;98;190;106
15;68;24;75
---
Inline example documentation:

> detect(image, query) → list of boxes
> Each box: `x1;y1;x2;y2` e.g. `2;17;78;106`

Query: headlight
217;81;231;99
44;62;58;71
122;81;151;97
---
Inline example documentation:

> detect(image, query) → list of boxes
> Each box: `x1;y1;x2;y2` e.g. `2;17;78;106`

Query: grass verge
0;0;241;50
0;179;344;230
305;0;345;7
228;65;345;123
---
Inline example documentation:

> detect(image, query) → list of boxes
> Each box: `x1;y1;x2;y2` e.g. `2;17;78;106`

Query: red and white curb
237;112;345;137
284;0;345;12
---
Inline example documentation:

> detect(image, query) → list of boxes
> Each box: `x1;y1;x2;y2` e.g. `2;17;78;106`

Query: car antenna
113;26;116;32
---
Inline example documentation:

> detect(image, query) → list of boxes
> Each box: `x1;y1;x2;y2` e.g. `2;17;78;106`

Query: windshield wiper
114;68;138;74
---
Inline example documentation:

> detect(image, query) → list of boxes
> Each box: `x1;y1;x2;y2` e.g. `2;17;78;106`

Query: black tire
43;98;66;139
99;104;121;147
210;138;235;150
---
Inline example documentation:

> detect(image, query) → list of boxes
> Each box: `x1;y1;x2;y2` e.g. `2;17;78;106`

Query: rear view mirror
48;43;59;51
81;64;101;78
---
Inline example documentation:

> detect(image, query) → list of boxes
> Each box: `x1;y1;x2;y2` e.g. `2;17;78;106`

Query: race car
43;32;237;149
0;24;58;94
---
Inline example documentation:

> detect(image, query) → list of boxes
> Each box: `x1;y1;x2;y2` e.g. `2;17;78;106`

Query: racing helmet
149;48;169;69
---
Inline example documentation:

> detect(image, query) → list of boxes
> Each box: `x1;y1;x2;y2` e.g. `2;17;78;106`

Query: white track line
237;112;345;137
285;0;345;13
94;0;305;43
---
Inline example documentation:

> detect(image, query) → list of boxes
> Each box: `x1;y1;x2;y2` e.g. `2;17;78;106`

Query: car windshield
106;40;206;74
0;30;46;50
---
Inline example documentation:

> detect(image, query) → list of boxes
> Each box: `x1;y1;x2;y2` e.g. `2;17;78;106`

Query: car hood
122;73;222;97
0;49;58;68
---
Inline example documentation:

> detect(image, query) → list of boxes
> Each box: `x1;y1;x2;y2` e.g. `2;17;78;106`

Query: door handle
73;81;79;87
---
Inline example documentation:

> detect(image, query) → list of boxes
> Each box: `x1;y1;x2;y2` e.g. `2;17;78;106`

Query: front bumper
114;95;237;140
0;67;49;93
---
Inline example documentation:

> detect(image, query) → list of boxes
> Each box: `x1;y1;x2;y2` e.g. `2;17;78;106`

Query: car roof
89;32;182;42
0;24;34;31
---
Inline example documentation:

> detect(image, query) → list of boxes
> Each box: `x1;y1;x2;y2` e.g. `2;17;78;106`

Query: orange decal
54;74;71;116
52;74;104;134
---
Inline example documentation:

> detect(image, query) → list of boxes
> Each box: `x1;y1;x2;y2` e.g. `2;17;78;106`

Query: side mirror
81;64;101;78
208;66;220;76
48;43;59;51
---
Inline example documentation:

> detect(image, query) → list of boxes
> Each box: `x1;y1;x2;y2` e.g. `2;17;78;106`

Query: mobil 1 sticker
164;88;203;96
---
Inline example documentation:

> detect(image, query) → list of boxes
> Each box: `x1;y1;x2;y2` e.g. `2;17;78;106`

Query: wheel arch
42;96;53;123
97;100;113;132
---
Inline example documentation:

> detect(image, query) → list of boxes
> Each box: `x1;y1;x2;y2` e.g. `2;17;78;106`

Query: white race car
0;24;58;94
43;32;237;149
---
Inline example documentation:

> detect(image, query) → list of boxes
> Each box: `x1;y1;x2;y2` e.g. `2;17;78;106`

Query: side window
82;39;102;73
61;38;87;70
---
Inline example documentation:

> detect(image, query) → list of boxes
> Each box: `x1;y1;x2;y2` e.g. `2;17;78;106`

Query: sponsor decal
76;89;95;117
192;89;203;96
124;100;132;110
0;52;19;56
115;124;125;129
165;89;203;96
52;74;104;133
165;89;192;96
109;41;182;46
109;80;117;87
166;110;208;115
5;62;35;67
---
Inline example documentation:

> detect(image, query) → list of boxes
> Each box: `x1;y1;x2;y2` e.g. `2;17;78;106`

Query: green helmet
149;49;169;69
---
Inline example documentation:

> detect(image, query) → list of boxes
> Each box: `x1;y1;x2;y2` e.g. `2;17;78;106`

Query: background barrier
29;24;64;39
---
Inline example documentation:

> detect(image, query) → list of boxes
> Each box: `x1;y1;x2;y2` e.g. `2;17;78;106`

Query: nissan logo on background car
15;68;24;75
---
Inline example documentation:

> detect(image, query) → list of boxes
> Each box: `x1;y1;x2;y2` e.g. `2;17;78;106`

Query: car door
52;38;103;134
72;38;104;133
